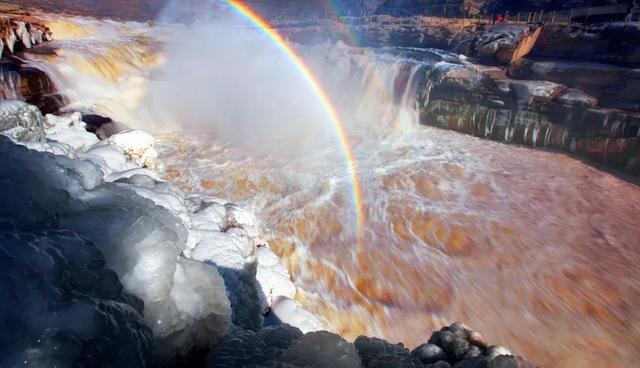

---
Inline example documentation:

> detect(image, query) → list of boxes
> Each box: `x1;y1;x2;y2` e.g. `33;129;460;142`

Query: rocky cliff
418;57;640;176
4;0;633;20
0;7;63;114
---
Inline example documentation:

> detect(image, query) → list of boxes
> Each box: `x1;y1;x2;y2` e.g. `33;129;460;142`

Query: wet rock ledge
418;57;640;177
0;8;52;56
0;9;63;114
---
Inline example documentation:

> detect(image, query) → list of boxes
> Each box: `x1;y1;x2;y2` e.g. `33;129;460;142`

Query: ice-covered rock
125;181;193;228
83;144;129;173
225;204;261;238
0;231;152;368
0;100;45;142
190;227;263;330
474;25;542;64
190;200;228;232
256;245;297;314
0;135;232;362
265;296;324;334
166;257;232;357
106;167;164;182
44;112;100;151
23;140;76;157
107;129;158;168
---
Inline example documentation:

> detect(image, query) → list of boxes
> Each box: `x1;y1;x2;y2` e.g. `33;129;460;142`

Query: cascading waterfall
24;14;640;368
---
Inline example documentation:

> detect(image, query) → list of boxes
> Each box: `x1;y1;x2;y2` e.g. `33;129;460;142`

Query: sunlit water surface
22;15;640;368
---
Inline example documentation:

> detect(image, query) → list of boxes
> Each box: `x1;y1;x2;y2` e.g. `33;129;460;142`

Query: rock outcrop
280;17;542;64
532;22;640;66
0;11;62;114
508;59;640;111
418;58;640;176
4;0;633;20
0;13;52;56
206;321;529;368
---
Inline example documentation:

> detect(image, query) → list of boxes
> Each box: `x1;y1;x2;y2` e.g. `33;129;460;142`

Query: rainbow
319;0;364;46
225;0;365;239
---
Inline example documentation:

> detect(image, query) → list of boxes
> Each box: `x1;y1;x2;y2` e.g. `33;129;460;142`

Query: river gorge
1;3;640;368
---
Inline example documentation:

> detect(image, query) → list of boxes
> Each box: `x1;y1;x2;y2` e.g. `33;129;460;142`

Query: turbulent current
23;15;640;368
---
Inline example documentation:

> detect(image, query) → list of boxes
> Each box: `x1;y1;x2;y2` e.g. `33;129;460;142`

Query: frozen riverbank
0;100;524;367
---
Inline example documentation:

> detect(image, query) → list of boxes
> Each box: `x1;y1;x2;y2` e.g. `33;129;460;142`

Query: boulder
508;59;640;111
533;22;640;66
474;24;542;64
0;100;44;141
107;129;158;168
412;343;448;364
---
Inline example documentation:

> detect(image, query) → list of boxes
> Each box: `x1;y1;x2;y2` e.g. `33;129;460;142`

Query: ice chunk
190;227;263;330
226;204;261;239
190;200;228;232
106;167;164;182
162;258;232;358
266;297;324;334
44;112;99;151
121;181;192;228
23;140;76;157
107;129;158;168
0;137;233;362
256;245;296;313
84;144;128;172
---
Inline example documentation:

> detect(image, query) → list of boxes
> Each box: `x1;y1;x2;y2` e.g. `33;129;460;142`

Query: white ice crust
0;101;315;364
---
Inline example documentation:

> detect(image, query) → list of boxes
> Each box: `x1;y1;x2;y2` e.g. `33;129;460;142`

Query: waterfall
16;15;640;368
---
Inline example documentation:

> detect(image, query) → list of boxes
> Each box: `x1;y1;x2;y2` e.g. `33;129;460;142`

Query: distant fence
271;3;634;27
509;4;630;25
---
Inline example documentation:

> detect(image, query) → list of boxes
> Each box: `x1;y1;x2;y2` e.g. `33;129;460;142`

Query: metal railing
270;4;634;27
510;4;631;25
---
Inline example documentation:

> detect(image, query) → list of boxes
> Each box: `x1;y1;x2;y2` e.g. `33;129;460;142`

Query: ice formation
0;231;152;368
256;245;297;314
265;297;325;334
0;100;314;365
106;129;159;168
0;102;290;360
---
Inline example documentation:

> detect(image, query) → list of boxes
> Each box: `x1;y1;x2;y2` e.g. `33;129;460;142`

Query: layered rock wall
0;11;65;114
418;60;640;176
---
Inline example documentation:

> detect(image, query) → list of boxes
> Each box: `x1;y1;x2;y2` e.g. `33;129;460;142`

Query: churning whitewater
15;13;640;368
